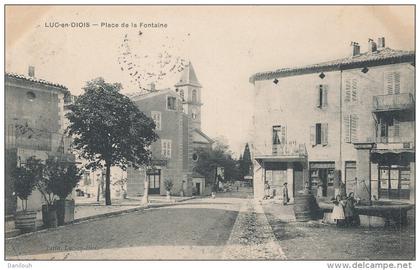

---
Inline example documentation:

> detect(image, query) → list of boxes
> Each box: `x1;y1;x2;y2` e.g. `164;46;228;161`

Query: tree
67;77;158;205
12;156;42;211
239;143;253;180
195;139;240;190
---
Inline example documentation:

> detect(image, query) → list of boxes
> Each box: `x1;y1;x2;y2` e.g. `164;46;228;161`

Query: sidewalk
6;195;196;239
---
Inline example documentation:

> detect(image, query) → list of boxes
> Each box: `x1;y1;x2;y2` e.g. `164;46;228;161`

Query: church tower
175;62;202;130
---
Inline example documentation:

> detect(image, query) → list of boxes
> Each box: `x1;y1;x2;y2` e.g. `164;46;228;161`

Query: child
331;195;345;227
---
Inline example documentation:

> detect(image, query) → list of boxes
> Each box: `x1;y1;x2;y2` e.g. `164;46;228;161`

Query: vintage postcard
4;4;416;265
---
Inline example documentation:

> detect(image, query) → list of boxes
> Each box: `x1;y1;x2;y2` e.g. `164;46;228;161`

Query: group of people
331;192;359;227
263;182;290;206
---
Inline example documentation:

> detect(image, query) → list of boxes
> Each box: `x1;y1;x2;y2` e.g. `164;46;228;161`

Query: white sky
5;5;415;156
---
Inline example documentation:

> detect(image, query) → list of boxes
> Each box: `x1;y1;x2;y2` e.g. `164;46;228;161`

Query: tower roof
174;62;202;88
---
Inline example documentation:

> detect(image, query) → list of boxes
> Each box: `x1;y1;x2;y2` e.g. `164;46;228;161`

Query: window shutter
394;118;400;138
310;125;316;146
345;79;351;102
385;72;394;94
321;123;328;146
351;78;357;102
281;126;286;144
351;115;358;143
322;85;328;107
394;72;400;94
316;85;321;108
344;115;351;143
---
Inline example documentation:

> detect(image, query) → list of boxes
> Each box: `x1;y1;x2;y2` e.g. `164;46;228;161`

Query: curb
5;196;197;240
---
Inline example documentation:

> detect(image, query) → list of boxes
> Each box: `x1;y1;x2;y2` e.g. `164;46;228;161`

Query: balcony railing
373;93;414;112
272;141;307;156
374;137;414;150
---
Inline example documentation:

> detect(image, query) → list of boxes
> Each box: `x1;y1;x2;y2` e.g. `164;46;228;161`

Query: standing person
264;182;270;200
345;192;357;226
331;195;345;227
282;182;290;205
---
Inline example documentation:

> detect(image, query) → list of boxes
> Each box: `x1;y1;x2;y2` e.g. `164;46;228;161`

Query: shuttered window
310;123;328;146
384;71;401;95
345;79;351;102
345;79;358;103
151;111;161;130
273;125;287;145
161;139;172;158
316;84;328;108
351;79;358;102
345;114;358;143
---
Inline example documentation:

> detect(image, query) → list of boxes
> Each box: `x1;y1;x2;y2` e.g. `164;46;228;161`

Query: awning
372;149;415;154
255;155;307;165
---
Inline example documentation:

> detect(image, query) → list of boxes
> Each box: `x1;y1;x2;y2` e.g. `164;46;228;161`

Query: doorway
195;183;201;195
147;169;161;194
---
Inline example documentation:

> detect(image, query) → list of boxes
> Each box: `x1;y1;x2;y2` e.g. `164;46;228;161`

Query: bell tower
175;62;202;130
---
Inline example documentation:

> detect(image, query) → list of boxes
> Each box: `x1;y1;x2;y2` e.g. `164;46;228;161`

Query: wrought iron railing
272;141;307;156
373;93;414;112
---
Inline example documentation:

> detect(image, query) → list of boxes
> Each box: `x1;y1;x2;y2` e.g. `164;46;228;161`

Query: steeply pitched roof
249;48;415;84
5;72;68;91
174;62;202;88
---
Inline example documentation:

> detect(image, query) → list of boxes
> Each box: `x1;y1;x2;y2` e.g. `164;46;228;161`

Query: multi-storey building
5;68;74;215
249;38;415;203
126;62;213;197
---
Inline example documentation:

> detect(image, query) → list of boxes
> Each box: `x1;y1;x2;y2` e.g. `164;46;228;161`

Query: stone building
249;38;415;203
126;62;213;197
5;68;74;215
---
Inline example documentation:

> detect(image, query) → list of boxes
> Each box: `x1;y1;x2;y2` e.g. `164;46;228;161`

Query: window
161;139;172;158
316;84;328;108
344;114;358;143
179;89;185;101
26;91;36;101
151;111;161;130
167;96;177;110
344;78;358;103
384;71;401;95
272;125;286;145
310;123;328;146
192;89;198;103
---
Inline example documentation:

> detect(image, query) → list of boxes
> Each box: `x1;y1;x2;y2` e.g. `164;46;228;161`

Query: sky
5;5;415;156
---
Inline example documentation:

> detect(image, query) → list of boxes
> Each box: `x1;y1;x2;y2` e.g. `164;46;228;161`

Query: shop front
255;144;308;202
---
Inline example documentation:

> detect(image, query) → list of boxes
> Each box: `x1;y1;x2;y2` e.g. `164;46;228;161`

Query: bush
163;179;174;192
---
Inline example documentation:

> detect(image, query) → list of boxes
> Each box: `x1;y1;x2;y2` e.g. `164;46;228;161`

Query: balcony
373;93;414;112
272;141;307;156
373;136;414;153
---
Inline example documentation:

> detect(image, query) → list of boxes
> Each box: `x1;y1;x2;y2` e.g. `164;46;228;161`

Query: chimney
368;38;377;53
28;66;35;77
377;37;385;49
350;42;360;57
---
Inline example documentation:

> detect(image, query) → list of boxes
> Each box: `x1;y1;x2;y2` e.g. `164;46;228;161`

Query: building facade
126;63;213;197
249;38;415;203
5;69;74;215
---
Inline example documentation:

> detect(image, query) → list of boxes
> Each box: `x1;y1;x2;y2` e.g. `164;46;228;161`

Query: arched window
192;89;197;103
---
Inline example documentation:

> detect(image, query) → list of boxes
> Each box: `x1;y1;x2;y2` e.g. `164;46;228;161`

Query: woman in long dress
331;194;345;227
